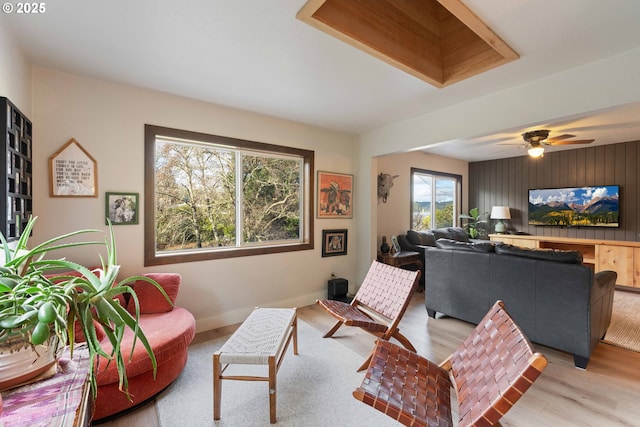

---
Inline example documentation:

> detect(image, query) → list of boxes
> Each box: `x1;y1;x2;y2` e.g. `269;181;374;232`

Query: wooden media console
489;234;640;289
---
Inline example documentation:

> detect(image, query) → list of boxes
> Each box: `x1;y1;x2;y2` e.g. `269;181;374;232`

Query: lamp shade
490;206;511;220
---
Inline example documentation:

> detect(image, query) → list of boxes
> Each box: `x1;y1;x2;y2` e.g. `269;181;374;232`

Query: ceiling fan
510;129;595;158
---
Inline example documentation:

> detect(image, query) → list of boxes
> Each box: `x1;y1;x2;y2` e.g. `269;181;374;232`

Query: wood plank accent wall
469;139;640;242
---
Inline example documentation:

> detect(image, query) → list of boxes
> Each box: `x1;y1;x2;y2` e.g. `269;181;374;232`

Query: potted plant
0;217;169;398
460;207;488;239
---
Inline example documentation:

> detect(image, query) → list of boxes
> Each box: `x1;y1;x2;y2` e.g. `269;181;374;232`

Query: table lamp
491;206;511;234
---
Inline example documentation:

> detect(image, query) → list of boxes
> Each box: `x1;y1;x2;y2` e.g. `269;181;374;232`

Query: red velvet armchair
89;273;196;421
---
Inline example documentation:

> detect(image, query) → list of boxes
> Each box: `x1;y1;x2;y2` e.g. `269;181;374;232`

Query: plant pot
0;333;63;391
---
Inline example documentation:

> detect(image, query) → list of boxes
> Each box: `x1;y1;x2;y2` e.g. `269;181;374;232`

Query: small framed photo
391;235;401;253
105;192;139;225
322;229;348;257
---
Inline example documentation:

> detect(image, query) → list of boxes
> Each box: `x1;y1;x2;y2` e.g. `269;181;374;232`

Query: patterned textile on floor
602;291;640;352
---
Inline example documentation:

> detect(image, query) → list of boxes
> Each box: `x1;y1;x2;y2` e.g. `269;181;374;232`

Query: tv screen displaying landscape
528;185;620;227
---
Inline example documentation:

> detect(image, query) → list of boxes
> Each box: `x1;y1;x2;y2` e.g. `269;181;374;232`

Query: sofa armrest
588;270;617;361
592;270;617;303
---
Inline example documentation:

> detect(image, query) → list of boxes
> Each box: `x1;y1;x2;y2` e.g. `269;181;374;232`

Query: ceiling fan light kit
528;146;545;158
519;129;594;158
522;130;550;143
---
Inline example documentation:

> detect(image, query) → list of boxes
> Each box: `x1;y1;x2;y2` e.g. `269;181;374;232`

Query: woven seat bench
213;307;298;424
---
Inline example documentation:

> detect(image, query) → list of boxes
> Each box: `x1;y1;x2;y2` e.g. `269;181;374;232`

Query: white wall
31;68;358;332
376;152;468;249
0;24;31;116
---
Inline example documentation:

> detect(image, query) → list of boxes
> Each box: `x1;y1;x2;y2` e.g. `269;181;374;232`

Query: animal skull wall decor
377;173;399;203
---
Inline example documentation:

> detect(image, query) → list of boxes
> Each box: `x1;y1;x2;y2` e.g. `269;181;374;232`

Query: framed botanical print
317;171;353;218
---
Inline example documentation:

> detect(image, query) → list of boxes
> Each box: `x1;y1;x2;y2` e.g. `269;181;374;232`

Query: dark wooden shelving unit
1;97;32;242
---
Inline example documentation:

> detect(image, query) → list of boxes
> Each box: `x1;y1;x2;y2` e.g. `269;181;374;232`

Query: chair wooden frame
317;260;420;371
353;300;548;427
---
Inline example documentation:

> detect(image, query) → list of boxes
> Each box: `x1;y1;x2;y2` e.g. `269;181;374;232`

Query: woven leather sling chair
353;300;548;427
317;260;420;371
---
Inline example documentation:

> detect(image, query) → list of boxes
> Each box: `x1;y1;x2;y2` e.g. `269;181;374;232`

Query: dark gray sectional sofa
423;238;617;369
398;227;474;289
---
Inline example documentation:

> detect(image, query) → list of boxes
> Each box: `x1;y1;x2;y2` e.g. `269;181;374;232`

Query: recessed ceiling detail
297;0;519;88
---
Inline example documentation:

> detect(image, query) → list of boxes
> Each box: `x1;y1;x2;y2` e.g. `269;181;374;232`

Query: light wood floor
98;292;640;426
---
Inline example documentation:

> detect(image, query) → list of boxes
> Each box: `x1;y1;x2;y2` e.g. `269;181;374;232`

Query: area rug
156;319;398;427
602;291;640;352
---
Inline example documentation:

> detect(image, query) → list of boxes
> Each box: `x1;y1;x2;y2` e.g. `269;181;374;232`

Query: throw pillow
407;230;436;246
431;229;450;241
126;273;181;314
446;227;470;243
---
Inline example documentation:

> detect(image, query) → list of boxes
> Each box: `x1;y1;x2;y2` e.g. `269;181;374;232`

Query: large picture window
144;125;314;266
410;168;461;231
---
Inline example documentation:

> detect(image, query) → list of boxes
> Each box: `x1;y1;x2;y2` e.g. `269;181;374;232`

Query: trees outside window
145;125;314;265
410;168;461;231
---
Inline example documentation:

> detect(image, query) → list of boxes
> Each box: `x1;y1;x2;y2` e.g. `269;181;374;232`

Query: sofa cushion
494;243;583;264
127;273;181;314
407;230;436;247
445;227;470;242
431;229;451;241
436;238;494;253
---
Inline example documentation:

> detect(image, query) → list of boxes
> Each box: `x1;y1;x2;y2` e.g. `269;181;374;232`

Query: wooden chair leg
356;330;417;372
391;330;417;352
292;315;299;355
357;351;374;372
213;353;222;420
268;356;277;424
323;320;343;338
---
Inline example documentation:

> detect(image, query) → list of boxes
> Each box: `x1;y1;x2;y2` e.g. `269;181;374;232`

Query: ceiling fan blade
546;134;576;142
550;139;595;145
497;141;526;146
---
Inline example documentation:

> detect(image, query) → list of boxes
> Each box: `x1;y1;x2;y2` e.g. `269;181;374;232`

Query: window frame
410;167;462;230
144;124;314;266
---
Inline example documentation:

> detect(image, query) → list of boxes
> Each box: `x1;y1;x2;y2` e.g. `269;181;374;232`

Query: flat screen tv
528;185;620;227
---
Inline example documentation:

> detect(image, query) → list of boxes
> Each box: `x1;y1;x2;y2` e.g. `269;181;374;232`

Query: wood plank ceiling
297;0;519;88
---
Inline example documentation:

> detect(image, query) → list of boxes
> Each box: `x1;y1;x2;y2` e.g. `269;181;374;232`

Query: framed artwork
49;138;98;197
105;192;139;225
322;229;348;257
317;171;353;218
